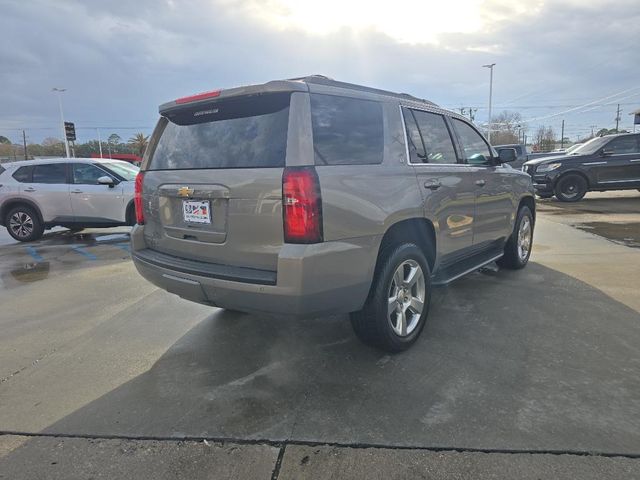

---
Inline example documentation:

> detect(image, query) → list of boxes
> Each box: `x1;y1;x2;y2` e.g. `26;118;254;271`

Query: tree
533;126;556;152
108;133;122;146
0;135;11;145
128;133;149;156
490;111;525;145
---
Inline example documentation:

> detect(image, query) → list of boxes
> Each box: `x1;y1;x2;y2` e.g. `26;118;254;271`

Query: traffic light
64;122;76;141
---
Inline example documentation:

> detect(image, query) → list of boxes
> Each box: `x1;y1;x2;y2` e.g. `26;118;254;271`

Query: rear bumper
130;225;378;317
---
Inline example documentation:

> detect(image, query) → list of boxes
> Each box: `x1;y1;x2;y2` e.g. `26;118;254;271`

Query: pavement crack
0;348;57;385
270;444;286;480
1;431;640;460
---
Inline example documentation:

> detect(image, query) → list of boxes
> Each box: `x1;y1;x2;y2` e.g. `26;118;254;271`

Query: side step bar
432;249;504;286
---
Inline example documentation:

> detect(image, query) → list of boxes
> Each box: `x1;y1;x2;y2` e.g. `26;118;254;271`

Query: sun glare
244;0;528;44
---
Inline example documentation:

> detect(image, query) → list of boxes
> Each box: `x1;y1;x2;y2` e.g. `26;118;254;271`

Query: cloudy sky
1;0;639;144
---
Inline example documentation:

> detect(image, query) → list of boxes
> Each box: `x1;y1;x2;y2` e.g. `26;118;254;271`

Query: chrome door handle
23;187;36;192
630;159;640;162
475;179;486;187
71;189;83;193
424;180;441;190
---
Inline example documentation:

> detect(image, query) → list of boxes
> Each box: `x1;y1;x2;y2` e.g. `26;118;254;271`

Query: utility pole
615;104;621;133
590;125;597;138
560;120;565;149
52;87;71;158
482;63;496;144
22;130;28;160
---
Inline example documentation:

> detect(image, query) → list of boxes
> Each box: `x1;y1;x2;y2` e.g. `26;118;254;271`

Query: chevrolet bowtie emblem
177;186;194;197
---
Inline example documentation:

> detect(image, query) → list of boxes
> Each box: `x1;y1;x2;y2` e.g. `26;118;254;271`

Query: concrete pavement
1;197;639;478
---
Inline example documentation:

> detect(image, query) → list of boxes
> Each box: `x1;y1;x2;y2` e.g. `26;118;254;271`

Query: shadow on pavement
21;263;640;455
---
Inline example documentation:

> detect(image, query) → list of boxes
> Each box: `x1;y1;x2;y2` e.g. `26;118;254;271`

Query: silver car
131;76;535;352
0;158;139;242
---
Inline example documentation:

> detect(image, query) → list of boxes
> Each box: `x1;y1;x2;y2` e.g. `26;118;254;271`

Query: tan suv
131;76;535;352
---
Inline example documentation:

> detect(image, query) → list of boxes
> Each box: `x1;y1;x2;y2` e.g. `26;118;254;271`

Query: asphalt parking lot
1;191;639;479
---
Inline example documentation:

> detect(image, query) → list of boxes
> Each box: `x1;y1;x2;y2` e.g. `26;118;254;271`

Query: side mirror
601;149;614;157
497;148;517;163
98;176;115;188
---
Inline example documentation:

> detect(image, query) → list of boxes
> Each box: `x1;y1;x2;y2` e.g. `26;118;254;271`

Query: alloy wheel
387;260;426;337
9;211;34;239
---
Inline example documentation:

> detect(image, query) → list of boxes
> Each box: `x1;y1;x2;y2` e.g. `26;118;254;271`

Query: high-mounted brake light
174;89;221;104
283;167;323;244
134;172;145;225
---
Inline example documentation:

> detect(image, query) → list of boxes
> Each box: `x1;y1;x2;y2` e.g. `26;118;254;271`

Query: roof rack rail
288;75;436;106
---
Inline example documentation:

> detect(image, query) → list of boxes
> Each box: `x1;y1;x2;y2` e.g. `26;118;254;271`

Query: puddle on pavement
575;222;640;249
7;262;50;283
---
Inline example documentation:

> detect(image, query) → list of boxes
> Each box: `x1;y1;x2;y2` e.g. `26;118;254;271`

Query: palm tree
128;133;149;157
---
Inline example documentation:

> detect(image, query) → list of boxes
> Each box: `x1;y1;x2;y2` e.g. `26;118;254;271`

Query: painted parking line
71;245;97;260
25;246;44;262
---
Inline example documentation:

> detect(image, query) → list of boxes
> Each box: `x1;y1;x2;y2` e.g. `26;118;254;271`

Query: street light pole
482;63;496;144
96;128;104;158
52;88;71;158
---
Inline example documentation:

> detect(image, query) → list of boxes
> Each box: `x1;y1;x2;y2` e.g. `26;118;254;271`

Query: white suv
0;158;139;242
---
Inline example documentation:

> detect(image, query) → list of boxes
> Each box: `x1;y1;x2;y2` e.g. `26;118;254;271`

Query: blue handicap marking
25;246;44;262
114;243;130;253
71;245;97;260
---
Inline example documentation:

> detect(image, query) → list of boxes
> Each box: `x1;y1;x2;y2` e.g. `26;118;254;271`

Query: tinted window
32;164;67;184
12;166;32;183
452;119;492;165
311;94;383;165
403;108;457;164
102;162;138;181
606;136;640;154
73;163;111;184
150;93;290;170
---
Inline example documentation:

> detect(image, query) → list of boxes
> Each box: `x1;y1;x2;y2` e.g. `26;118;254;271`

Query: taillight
174;89;221;104
282;167;323;244
134;172;145;225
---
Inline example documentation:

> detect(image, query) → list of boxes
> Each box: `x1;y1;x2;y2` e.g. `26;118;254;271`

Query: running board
432;249;504;286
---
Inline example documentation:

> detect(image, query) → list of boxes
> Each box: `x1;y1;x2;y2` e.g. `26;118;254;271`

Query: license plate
182;200;211;224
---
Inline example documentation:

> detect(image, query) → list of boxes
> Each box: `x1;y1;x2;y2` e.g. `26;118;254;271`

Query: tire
554;174;587;202
497;206;534;270
125;203;136;226
350;243;431;353
5;205;44;242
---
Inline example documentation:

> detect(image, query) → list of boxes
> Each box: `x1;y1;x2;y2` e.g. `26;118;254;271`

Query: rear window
149;93;290;170
310;94;384;166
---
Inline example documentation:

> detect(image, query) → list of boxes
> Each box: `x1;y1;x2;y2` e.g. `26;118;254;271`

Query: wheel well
0;199;43;226
518;196;536;221
377;218;436;272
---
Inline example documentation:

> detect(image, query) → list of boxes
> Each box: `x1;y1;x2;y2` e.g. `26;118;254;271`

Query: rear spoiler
159;80;309;117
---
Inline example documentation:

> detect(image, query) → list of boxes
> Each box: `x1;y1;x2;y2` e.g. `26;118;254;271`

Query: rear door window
32;164;68;184
451;119;492;165
310;94;383;165
402;108;457;164
149;93;291;170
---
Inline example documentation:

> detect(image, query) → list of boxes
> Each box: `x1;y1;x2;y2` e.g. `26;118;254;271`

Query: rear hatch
141;91;294;272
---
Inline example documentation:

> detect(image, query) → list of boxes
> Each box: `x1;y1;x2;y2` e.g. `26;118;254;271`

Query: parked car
523;133;640;201
131;75;535;352
0;158;139;241
494;143;528;168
